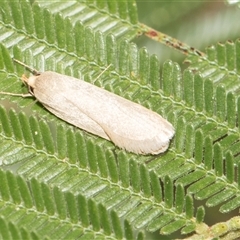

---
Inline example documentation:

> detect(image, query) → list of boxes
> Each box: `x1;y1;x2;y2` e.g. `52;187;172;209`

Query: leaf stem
139;23;206;57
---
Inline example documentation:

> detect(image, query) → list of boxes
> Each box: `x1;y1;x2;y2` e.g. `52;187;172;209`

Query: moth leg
0;91;32;97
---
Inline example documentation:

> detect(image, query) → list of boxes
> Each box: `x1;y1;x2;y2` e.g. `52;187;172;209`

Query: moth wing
33;72;174;154
83;93;174;154
43;104;110;140
33;74;110;140
101;122;171;155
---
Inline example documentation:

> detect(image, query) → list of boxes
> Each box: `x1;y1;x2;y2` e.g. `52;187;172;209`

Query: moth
0;59;175;155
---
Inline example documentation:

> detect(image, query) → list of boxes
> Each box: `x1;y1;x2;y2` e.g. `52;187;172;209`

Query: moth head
21;74;37;88
13;59;41;93
21;74;39;95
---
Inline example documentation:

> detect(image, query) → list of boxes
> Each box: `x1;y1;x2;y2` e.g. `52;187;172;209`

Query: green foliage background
1;0;240;239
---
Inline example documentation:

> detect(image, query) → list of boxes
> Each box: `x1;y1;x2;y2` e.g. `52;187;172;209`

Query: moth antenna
13;58;41;75
94;64;112;82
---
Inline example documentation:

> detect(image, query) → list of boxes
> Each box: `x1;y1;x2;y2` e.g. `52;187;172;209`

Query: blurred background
135;0;240;66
